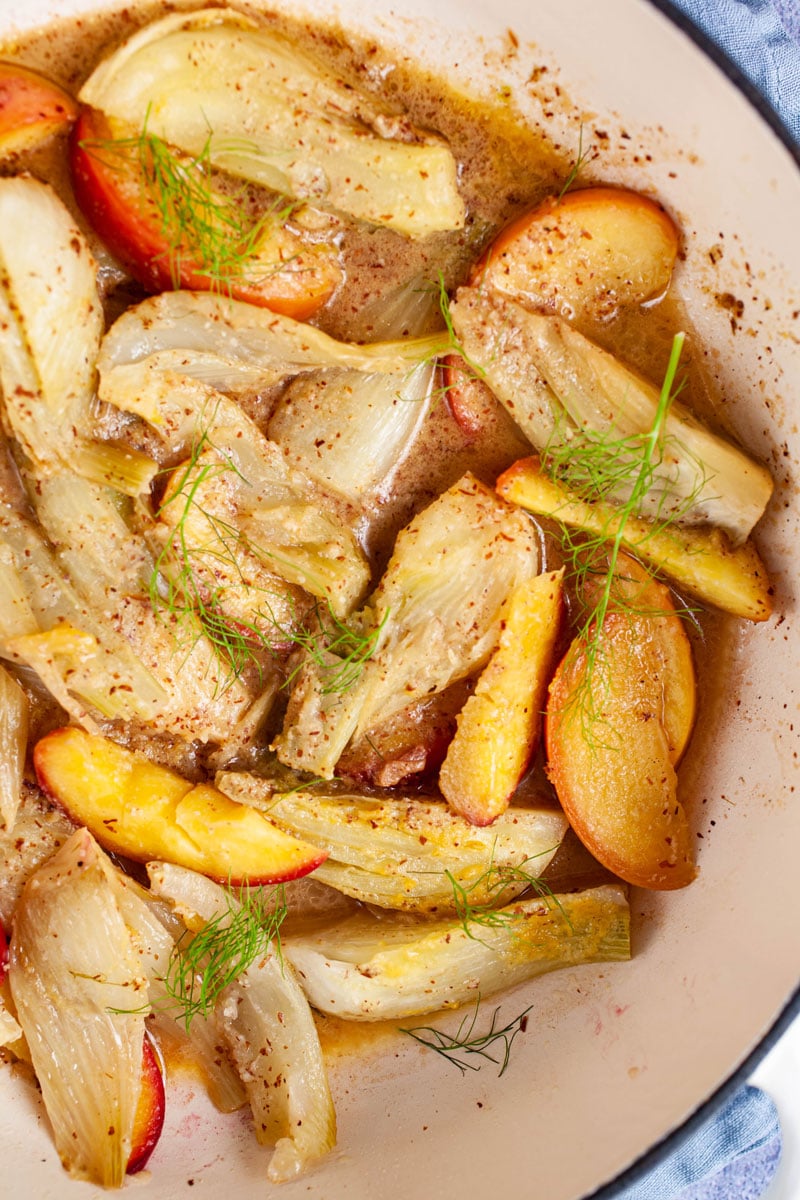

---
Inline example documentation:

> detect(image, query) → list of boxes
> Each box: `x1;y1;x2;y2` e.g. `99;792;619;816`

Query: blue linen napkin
603;2;798;1197
613;1084;783;1199
666;0;800;143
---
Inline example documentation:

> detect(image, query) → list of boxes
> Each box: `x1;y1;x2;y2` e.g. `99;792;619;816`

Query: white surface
753;1016;800;1200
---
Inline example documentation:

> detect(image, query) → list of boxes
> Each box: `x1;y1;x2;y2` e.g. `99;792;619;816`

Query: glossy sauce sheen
1;0;740;1044
1;3;738;519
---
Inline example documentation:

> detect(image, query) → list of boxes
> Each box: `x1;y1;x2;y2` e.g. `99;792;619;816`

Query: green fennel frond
557;123;598;201
165;883;287;1031
82;107;295;292
400;996;533;1076
279;600;391;696
447;849;573;946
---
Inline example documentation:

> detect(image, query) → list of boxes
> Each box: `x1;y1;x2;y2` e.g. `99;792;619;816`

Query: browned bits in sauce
0;0;748;1060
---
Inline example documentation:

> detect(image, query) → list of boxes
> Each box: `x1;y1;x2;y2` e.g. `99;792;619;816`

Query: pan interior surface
0;2;797;1199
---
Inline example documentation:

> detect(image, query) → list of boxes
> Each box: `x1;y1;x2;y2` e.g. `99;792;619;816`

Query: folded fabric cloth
666;0;800;143
613;1084;782;1199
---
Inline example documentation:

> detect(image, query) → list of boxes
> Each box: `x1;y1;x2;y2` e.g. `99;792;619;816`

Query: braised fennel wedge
97;288;449;413
264;273;442;505
267;361;438;505
0;177;156;495
79;8;466;236
1;477;262;741
0;782;75;929
274;474;540;778
147;862;336;1184
98;288;443;526
149;391;371;624
0;510;170;729
108;870;248;1115
281;883;630;1020
0;665;27;831
216;773;569;913
450;287;773;545
8;830;151;1186
0;179;269;739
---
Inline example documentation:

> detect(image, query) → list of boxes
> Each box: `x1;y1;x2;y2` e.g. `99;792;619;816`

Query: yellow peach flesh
34;728;325;884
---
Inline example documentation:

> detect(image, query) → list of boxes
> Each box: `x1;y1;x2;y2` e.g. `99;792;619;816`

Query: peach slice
0;63;78;158
441;352;504;441
127;1032;166;1175
473;186;679;322
578;554;696;764
497;455;773;623
34;728;326;884
545;555;697;890
439;569;564;825
70;106;343;319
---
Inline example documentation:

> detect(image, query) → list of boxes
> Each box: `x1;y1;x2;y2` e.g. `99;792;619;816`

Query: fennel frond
280;602;391;696
556;123;598;202
82;110;295;293
447;851;573;944
400;996;533;1076
165;883;287;1031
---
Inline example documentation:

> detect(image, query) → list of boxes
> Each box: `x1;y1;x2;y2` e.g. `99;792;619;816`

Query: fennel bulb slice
0;666;27;831
266;273;442;505
0;178;101;470
79;8;465;236
450;288;773;544
268;362;437;505
153;402;370;621
0;782;75;929
148;861;336;1182
274;473;540;778
0;178;156;496
0;515;169;728
217;773;568;914
0;500;256;741
33;473;153;599
98;290;449;402
8;830;149;1186
111;872;248;1115
283;883;630;1020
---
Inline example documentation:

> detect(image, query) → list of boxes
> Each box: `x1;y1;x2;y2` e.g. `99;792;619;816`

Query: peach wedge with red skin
0;63;78;158
472;185;679;322
440;569;564;825
34;727;326;885
70;106;342;320
576;553;697;765
127;1032;166;1175
441;351;524;447
545;555;697;890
